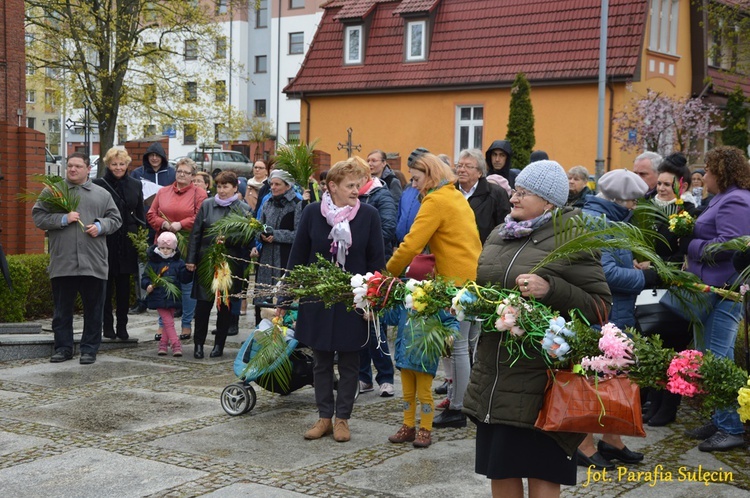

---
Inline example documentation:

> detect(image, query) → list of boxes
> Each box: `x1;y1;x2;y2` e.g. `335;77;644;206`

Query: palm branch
703;236;750;266
157;211;192;256
537;213;711;321
197;242;232;306
273;140;318;187
206;210;266;245
21;174;85;230
176;230;190;258
145;265;181;301
240;321;293;392
404;316;457;370
126;226;150;263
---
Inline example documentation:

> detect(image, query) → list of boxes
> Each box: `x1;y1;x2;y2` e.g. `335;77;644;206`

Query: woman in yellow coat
387;152;482;428
387;153;481;285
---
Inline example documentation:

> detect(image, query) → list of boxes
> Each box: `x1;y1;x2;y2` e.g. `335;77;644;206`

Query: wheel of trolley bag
220;383;256;416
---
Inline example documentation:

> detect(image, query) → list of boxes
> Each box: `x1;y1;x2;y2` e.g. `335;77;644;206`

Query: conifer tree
506;73;535;170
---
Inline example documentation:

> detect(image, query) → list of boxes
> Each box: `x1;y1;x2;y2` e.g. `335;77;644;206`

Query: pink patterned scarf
320;191;360;266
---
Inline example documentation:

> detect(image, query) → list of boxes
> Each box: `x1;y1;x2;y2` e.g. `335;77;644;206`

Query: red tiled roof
393;0;440;15
332;0;396;20
707;67;750;96
286;0;648;95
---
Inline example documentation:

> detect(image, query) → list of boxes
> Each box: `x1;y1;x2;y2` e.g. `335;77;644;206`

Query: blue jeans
686;294;745;434
51;276;106;355
157;280;196;330
359;320;394;386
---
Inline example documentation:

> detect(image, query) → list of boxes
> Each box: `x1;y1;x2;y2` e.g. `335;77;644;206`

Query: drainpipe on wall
276;0;282;141
607;81;614;171
302;94;311;144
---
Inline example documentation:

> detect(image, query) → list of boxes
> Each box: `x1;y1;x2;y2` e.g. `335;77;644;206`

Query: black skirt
475;422;577;485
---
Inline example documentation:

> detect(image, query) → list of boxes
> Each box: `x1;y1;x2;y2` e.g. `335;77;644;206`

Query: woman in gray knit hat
463;161;612;497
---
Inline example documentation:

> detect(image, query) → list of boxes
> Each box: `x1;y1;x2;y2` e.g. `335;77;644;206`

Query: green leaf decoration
206;210;266;246
145;265;181;301
273;140;318;187
197;241;229;293
22;174;85;230
240;321;293;393
127;226;149;263
627;332;675;390
699;351;749;416
404;316;457;370
704;236;750;265
284;254;352;307
538;212;711;323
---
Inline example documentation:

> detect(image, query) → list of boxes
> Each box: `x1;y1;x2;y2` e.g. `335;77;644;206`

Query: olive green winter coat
463;207;612;457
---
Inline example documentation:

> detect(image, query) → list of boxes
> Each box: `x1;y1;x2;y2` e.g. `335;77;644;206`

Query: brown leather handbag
534;370;646;437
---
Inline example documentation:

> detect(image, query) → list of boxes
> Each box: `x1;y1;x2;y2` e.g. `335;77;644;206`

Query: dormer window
406;20;427;61
345;25;363;64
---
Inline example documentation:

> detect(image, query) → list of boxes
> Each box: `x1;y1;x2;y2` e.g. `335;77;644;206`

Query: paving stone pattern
0;311;748;497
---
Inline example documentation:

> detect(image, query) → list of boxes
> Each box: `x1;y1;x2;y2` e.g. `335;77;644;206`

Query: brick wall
0;0;42;255
0;0;26;124
312;150;331;179
0;125;45;254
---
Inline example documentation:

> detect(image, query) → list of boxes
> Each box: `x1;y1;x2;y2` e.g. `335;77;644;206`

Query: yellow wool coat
387;183;482;285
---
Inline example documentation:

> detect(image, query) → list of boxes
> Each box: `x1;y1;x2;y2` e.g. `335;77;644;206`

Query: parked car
88;155;100;179
187;150;253;176
45;148;63;176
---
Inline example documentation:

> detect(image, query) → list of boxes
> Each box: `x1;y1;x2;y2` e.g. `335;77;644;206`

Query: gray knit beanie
514;160;569;207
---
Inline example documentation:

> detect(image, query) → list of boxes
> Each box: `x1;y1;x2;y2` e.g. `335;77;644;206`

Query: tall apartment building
29;1;323;162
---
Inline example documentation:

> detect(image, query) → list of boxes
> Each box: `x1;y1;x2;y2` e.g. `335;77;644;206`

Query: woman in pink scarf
285;158;386;443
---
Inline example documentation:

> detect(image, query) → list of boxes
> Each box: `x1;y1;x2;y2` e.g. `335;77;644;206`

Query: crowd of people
32;140;750;498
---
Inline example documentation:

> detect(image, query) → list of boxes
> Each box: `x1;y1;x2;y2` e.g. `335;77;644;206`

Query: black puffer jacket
458;177;511;245
463;207;612;457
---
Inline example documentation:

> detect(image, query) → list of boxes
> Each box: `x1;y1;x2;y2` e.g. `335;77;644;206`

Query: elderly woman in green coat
463;161;612;498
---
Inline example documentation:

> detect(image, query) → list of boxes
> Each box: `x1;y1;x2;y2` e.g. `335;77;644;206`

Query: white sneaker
379;383;395;397
359;381;374;393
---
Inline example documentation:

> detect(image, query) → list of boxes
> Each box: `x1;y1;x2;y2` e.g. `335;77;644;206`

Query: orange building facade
287;0;742;174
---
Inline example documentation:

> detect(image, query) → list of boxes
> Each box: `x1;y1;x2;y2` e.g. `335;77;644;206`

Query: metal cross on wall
336;127;361;157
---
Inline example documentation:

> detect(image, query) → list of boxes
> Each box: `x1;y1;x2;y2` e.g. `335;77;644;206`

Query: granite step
0;323;42;334
0;332;138;361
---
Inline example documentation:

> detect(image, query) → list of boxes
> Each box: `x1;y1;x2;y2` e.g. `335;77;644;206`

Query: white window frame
289;32;304;54
648;0;679;55
344;25;363;65
454;105;484;160
406;20;427;61
26;90;36;103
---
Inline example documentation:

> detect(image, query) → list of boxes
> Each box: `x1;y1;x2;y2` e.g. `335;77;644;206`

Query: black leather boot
194;344;204;359
648;392;681;426
642;389;663;423
210;344;224;358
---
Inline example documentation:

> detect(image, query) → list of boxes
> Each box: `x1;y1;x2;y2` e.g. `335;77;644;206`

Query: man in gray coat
32;152;122;365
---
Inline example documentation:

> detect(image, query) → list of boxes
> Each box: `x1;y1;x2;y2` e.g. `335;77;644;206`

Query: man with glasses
32;153;122;365
455;149;511;244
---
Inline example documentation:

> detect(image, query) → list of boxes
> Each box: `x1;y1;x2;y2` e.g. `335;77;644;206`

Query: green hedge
11;254;54;318
0;258;31;322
